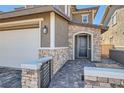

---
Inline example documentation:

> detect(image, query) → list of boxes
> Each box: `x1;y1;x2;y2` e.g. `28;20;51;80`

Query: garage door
0;28;40;68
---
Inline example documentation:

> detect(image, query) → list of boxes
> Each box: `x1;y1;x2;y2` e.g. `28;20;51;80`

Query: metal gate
40;60;52;88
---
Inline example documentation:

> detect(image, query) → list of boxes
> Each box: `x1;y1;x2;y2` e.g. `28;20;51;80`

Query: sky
0;5;107;25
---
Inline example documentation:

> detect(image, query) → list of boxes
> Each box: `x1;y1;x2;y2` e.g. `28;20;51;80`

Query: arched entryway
73;32;93;61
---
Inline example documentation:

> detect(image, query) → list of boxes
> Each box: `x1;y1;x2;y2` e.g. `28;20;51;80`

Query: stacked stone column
21;68;40;88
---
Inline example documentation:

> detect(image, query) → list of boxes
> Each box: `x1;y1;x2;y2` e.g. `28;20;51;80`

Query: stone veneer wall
68;25;101;61
84;67;124;88
39;47;70;75
21;69;40;88
21;57;52;88
85;75;124;88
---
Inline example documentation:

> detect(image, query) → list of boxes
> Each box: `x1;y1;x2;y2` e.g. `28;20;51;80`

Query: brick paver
0;67;21;88
0;58;123;88
49;59;95;88
49;58;124;88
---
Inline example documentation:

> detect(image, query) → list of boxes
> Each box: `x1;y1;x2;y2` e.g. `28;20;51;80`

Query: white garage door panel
0;28;40;68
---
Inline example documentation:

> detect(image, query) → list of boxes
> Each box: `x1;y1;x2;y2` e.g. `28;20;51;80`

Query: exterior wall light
42;25;48;34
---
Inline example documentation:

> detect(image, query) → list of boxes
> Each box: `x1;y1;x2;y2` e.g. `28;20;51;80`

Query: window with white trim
112;12;117;26
82;14;89;23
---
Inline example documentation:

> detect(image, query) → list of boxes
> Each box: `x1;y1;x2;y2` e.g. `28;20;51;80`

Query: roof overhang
72;6;99;18
101;5;112;25
69;21;108;30
101;5;124;26
0;5;70;21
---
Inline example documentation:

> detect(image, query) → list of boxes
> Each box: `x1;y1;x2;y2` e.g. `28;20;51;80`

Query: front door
76;35;87;58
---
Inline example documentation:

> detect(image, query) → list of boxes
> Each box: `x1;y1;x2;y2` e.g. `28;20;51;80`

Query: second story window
112;12;117;26
82;14;89;23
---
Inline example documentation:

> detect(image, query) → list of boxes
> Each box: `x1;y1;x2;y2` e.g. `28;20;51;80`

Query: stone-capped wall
85;75;124;88
68;25;101;61
39;47;70;75
84;67;124;88
21;57;52;88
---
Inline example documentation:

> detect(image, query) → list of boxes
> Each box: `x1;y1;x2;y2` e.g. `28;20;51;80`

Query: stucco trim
39;20;42;48
0;24;39;31
65;5;68;15
0;18;44;27
50;12;55;48
72;31;94;61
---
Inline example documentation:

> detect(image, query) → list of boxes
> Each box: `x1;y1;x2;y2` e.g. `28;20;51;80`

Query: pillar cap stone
21;56;52;70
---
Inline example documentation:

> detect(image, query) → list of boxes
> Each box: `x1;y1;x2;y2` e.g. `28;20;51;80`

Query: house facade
101;5;124;49
0;5;102;75
101;5;124;64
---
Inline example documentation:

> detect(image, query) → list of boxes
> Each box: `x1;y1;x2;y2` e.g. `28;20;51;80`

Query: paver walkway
49;58;124;88
0;67;21;88
0;58;124;88
49;59;95;88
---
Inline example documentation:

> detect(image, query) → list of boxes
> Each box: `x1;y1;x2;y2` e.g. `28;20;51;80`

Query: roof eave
72;6;100;18
69;21;107;30
100;5;112;25
94;6;100;17
0;5;70;21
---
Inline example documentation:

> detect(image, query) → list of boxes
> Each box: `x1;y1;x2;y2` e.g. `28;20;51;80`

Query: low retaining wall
39;47;70;75
110;49;124;65
21;57;52;88
84;67;124;88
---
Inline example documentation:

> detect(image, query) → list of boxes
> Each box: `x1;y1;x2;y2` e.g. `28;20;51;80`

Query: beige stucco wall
0;11;69;48
72;13;93;24
0;12;50;47
55;14;68;47
40;13;50;47
102;8;124;49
